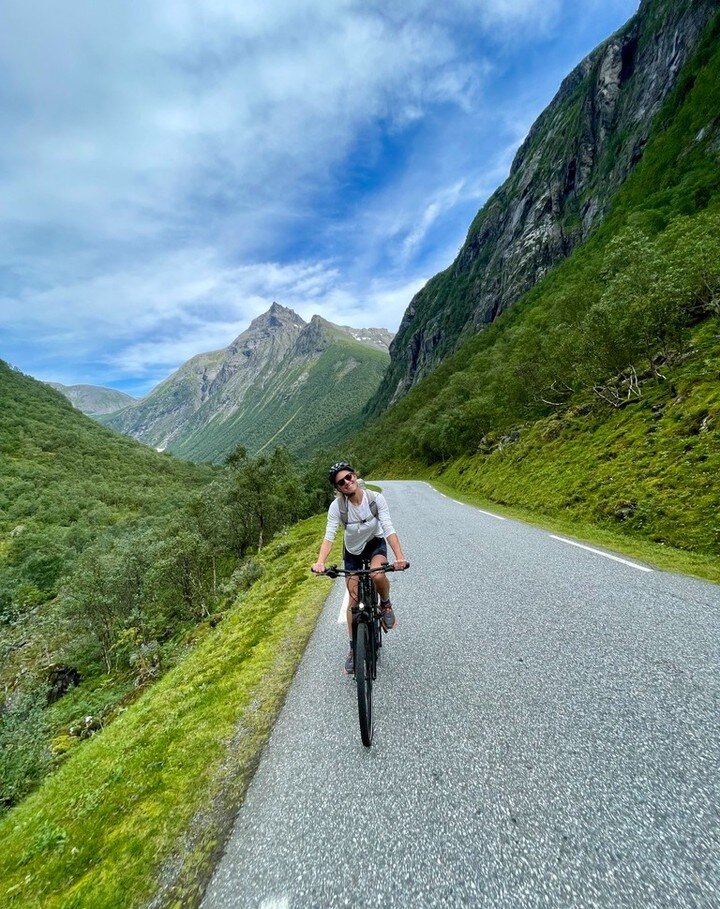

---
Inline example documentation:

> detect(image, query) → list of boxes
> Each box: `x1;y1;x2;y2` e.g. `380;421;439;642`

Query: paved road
202;481;720;909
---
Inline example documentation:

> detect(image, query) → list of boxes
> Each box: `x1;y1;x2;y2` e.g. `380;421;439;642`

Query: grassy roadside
374;320;720;587
422;476;720;585
377;462;720;585
0;514;334;909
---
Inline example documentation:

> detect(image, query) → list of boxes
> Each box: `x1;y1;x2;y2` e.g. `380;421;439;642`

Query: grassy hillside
354;10;720;567
1;363;329;812
172;337;389;463
0;361;211;620
0;515;334;909
380;316;719;583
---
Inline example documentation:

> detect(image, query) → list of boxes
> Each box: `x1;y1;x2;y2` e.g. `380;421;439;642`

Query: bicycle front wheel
355;621;374;747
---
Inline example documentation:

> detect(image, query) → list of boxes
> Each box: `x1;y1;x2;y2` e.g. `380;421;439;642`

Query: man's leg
345;576;358;639
370;553;389;601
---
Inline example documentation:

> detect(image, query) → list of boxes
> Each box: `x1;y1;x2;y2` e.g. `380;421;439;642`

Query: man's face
334;470;356;492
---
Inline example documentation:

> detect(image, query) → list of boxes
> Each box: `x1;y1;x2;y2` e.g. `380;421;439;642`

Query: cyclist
312;462;408;674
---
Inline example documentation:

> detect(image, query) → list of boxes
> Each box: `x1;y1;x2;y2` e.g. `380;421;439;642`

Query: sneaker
344;648;355;675
380;600;396;631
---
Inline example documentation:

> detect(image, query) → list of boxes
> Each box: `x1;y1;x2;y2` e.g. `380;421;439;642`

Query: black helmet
328;461;355;485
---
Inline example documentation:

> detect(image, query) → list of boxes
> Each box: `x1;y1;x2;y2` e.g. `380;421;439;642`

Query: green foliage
359;21;720;536
0;359;329;812
0;363;212;621
425;317;720;574
0;687;52;811
0;516;332;909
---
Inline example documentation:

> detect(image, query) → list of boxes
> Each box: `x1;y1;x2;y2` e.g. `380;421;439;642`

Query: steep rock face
102;303;393;460
375;0;717;410
103;303;305;449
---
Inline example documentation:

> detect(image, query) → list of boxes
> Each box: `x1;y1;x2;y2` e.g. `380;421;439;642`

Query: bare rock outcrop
373;0;718;411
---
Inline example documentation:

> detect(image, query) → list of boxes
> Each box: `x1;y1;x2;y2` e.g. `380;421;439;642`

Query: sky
0;0;640;396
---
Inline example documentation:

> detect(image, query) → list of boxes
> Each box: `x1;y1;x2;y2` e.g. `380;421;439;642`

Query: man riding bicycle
312;462;408;674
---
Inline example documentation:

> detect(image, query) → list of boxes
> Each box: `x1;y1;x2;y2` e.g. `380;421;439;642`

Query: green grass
0;514;335;908
377;319;720;585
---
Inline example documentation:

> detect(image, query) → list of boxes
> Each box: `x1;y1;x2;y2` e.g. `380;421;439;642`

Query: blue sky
0;0;639;396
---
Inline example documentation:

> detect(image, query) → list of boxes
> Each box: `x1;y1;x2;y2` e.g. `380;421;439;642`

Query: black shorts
344;537;387;571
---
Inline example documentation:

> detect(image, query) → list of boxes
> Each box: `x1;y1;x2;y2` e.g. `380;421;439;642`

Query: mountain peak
246;302;306;334
269;301;293;315
226;304;306;354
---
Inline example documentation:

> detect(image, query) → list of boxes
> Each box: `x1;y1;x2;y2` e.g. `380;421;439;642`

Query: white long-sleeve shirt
324;491;396;555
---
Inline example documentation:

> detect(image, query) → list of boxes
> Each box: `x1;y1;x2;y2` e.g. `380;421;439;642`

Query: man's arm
312;538;334;573
385;532;408;569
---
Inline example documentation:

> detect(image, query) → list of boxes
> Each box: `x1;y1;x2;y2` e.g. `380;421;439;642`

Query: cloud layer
0;0;639;394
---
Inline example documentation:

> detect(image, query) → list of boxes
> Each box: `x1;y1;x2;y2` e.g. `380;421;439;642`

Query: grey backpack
337;489;379;527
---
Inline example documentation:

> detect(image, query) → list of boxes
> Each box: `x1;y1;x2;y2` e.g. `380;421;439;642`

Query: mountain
102;303;392;462
48;382;138;415
372;0;719;411
351;0;720;566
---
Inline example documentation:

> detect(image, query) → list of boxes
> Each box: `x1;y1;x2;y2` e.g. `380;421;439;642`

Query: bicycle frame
314;559;409;747
353;562;382;682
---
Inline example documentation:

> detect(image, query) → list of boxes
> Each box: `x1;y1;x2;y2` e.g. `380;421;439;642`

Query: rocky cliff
372;0;718;411
102;303;393;461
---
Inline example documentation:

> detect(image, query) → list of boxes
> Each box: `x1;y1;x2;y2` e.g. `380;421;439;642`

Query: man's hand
311;562;326;574
393;559;409;571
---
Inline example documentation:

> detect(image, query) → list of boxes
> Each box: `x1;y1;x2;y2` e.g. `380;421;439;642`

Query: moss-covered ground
380;319;719;585
0;514;334;909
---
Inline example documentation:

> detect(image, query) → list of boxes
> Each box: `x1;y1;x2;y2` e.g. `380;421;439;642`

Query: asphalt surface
201;481;720;909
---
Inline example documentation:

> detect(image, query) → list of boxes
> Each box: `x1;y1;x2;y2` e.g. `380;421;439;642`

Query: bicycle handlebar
312;561;410;579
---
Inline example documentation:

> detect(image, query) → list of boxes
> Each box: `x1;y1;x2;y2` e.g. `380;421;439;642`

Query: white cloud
0;1;476;246
0;0;641;392
401;181;468;260
2;244;425;391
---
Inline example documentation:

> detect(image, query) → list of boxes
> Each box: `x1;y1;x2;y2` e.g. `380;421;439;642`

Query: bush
0;688;52;809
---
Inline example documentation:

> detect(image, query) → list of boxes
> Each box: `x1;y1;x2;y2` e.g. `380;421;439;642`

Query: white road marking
337;588;350;624
473;507;506;521
259;899;289;909
448;497;506;520
549;535;653;572
428;482;506;519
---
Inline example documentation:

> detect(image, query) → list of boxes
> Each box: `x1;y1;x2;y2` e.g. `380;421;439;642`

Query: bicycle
315;560;409;747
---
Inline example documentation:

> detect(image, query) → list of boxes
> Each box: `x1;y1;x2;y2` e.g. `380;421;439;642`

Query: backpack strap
338;495;349;527
338;489;379;527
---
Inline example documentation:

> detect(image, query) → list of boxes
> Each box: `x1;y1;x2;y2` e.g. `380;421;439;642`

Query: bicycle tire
355;621;374;747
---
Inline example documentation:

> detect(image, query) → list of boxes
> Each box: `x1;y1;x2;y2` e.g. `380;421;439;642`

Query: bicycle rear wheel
355;621;374;747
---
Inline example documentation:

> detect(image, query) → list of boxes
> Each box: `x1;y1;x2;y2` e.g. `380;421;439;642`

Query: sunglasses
335;473;355;487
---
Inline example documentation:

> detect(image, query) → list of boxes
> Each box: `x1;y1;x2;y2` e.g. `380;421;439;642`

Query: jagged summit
228;303;306;354
245;302;306;333
101;302;393;461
